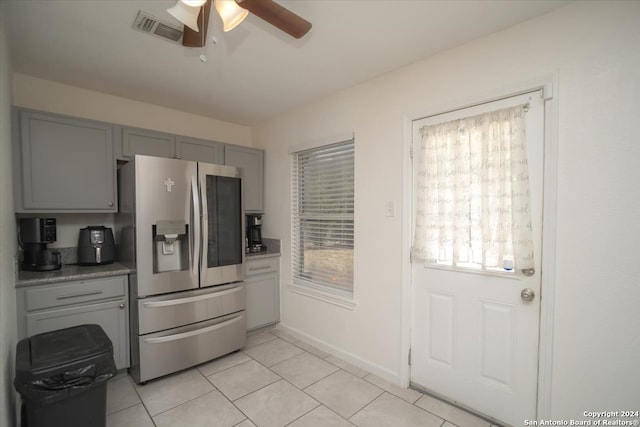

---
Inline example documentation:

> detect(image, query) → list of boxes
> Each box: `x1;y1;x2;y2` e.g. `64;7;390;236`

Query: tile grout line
227;344;356;427
263;333;481;427
108;328;490;427
344;388;386;423
127;374;159;427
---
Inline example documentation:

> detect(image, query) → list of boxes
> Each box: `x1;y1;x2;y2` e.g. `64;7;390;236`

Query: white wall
12;74;253;147
255;1;640;420
0;6;17;426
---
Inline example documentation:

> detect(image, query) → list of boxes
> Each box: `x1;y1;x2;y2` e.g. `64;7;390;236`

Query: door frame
400;74;559;421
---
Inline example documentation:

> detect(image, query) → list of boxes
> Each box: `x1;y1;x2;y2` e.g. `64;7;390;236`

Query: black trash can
14;324;117;427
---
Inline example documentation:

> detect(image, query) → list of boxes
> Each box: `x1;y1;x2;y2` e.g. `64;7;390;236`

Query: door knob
521;288;535;302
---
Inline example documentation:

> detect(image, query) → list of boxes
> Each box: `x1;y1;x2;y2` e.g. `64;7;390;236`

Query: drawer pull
143;314;243;344
248;265;271;272
142;286;242;308
56;290;103;300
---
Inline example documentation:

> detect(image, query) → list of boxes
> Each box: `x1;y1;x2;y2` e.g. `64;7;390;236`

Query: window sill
288;283;358;310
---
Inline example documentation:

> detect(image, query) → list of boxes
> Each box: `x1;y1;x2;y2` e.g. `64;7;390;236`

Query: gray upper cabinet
122;127;175;159
176;136;224;163
15;110;117;212
12;108;264;214
224;145;264;213
121;128;225;164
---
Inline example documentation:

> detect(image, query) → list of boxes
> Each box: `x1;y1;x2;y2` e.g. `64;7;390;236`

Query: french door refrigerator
116;155;246;384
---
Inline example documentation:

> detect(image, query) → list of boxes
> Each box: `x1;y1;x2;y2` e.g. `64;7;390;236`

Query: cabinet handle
56;290;103;300
108;201;114;207
248;265;271;272
119;303;125;309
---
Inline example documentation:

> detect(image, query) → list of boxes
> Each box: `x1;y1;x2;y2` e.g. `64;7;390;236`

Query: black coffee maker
20;218;62;271
246;214;266;253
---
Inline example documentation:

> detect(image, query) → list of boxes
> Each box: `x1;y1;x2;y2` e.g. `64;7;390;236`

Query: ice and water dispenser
152;220;189;273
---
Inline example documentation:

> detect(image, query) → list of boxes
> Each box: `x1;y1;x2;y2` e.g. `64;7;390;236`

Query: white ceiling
2;1;568;126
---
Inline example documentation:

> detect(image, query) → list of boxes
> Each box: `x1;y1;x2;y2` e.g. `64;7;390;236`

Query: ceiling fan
167;0;312;48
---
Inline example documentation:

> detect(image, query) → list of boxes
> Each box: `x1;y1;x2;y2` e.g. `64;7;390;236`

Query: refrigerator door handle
191;175;201;276
200;172;209;284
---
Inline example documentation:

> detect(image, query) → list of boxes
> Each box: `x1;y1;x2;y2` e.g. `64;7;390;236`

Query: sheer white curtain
412;104;534;272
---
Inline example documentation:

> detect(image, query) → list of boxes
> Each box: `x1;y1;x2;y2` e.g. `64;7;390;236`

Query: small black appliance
20;218;62;271
78;226;116;265
246;214;266;253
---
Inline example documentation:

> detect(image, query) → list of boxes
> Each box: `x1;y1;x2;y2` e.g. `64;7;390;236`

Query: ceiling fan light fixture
214;0;249;32
167;1;202;32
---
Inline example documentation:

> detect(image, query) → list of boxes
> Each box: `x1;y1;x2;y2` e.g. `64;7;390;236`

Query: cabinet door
26;299;129;370
176;136;224;163
245;273;279;330
224;145;264;212
122;127;175;159
18;112;116;211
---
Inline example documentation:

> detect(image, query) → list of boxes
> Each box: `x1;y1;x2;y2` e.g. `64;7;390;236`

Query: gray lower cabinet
14;110;117;212
245;257;279;331
17;275;130;369
121;128;225;164
224;145;264;213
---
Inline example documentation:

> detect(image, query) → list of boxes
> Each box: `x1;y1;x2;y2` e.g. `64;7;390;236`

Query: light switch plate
385;200;396;217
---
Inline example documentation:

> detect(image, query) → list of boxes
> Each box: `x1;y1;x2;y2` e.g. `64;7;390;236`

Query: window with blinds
291;138;354;295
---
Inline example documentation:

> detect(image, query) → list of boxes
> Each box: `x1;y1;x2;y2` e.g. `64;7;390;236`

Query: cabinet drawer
24;276;126;312
137;283;245;335
138;312;246;383
245;257;278;276
26;299;129;369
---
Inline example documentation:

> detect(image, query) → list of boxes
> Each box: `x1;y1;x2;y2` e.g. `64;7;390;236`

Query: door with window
410;92;544;425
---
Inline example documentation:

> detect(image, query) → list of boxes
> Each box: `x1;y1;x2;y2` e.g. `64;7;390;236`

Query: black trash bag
14;324;117;405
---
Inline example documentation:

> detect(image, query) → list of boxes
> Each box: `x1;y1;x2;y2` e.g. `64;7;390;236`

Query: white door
410;92;544;426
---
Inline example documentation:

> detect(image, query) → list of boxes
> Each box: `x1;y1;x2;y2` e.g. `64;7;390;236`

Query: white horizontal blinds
412;104;534;272
291;139;354;293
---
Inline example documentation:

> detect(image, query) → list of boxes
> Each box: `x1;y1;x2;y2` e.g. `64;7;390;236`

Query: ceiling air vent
132;11;183;43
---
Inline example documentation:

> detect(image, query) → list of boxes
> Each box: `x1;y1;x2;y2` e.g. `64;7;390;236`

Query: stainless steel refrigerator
116;155;246;384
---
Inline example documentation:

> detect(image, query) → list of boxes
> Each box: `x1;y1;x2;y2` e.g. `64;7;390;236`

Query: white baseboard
275;322;400;385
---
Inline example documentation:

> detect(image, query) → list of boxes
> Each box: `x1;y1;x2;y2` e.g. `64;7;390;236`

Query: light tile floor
106;328;498;427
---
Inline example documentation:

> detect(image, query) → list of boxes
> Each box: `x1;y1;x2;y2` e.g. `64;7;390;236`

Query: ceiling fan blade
235;0;312;39
182;0;212;47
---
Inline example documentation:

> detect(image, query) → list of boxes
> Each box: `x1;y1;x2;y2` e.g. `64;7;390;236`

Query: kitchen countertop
246;237;281;259
17;241;280;287
16;262;132;288
246;249;281;260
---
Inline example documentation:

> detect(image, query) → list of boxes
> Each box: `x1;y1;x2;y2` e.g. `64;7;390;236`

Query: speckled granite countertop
17;238;279;287
246;238;281;260
246;249;281;260
17;262;132;288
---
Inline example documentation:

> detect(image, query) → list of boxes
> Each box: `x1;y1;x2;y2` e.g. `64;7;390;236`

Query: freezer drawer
137;282;245;335
136;311;246;383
